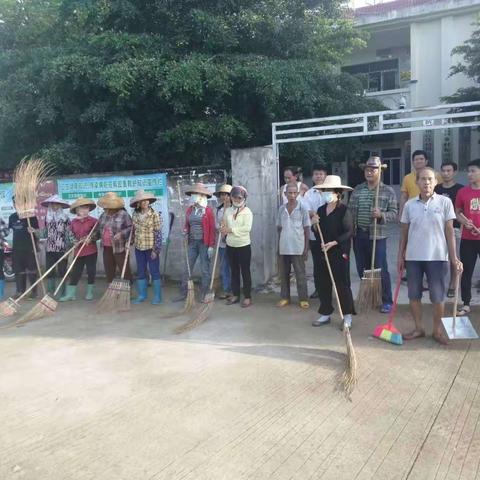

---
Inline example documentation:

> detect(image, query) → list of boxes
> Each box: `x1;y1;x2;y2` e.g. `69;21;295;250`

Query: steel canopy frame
271;100;480;191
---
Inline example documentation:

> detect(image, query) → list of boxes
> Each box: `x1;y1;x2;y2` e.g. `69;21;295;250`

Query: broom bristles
16;295;57;325
13;157;53;216
356;275;382;313
0;298;20;318
96;279;131;313
336;326;358;400
175;301;213;334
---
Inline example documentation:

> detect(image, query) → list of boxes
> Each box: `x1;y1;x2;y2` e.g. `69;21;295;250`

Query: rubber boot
47;278;56;295
59;285;77;302
0;279;5;300
85;284;95;301
151;279;162;305
132;279;148;304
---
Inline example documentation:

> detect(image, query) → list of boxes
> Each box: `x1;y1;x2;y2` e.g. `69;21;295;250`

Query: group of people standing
277;151;480;345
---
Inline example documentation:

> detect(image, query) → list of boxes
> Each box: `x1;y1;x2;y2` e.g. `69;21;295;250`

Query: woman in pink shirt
60;198;98;302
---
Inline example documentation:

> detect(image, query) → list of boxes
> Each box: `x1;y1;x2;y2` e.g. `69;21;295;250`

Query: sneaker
380;303;392;314
276;299;290;308
312;315;330;326
342;314;352;330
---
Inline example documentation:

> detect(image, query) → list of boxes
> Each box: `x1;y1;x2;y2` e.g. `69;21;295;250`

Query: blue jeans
218;247;231;293
181;239;211;296
135;248;160;280
353;231;393;304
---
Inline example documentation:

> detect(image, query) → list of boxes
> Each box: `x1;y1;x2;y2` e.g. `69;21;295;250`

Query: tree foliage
0;0;378;173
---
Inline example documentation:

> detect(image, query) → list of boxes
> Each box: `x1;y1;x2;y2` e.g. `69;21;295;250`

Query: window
381;148;402;185
342;59;399;92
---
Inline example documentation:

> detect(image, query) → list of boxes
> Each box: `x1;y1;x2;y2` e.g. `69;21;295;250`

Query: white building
343;0;480;187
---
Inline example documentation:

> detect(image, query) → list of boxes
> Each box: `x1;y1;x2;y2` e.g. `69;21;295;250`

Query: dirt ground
0;281;479;480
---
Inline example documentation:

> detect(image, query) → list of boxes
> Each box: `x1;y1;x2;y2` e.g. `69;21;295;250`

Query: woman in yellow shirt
220;186;253;308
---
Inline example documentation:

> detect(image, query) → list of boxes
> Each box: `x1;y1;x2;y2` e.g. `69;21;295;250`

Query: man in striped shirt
348;156;398;313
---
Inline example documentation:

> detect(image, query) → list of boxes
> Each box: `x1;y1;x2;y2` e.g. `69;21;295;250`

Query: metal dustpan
441;277;478;340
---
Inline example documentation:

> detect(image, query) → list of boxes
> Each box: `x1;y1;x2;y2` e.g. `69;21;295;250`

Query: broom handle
27;216;46;296
315;222;344;321
453;270;460;336
177;183;193;279
120;227;134;279
388;269;403;327
208;233;222;291
9;244;76;304
53;221;99;296
369;178;381;276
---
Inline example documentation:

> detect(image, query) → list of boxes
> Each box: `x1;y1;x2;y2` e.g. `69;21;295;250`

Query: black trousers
460;239;480;305
46;251;68;281
0;249;4;281
69;253;97;286
317;249;354;316
13;249;37;295
310;239;321;294
227;245;252;299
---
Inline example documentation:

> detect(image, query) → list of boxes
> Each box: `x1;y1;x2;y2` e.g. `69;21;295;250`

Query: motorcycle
2;240;14;282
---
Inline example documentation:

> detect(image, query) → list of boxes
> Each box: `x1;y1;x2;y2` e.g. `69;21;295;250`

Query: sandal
403;329;426;341
241;299;252;308
226;296;239;305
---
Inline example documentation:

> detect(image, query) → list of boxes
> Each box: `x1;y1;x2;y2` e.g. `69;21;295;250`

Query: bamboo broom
175;232;222;334
14;222;98;325
356;166;387;312
96;227;134;313
0;245;76;318
315;222;358;399
13;158;53;296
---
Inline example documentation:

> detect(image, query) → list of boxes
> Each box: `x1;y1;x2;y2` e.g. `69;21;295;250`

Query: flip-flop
241;299;252;308
403;329;426;341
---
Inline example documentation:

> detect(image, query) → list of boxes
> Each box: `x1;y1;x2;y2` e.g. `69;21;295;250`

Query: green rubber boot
85;284;95;301
47;278;56;295
59;285;77;302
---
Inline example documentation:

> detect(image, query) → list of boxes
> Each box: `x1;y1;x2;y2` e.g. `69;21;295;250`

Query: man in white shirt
303;165;327;298
277;183;311;309
398;167;462;345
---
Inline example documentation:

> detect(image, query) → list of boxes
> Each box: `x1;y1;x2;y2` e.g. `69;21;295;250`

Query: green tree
0;0;378;173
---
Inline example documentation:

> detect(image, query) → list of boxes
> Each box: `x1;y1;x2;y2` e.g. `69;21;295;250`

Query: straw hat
41;194;70;209
313;175;352;191
70;197;96;214
129;190;157;208
214;184;232;196
359;156;388;170
97;191;125;209
185;183;213;198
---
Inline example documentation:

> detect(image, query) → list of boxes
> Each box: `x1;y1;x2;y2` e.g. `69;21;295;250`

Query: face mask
192;194;207;208
323;192;336;204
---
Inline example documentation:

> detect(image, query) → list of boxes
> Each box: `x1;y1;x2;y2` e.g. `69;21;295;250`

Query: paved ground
0;279;479;480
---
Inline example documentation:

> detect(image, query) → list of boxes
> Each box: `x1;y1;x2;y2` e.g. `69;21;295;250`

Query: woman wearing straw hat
130;190;163;305
60;197;98;301
220;186;253;308
96;192;133;285
310;175;355;328
41;194;71;298
214;184;233;299
174;183;216;302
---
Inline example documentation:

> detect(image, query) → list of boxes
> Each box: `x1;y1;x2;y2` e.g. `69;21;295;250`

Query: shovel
441;274;478;340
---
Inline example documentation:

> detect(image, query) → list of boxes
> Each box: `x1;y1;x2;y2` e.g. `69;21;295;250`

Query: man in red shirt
455;159;480;315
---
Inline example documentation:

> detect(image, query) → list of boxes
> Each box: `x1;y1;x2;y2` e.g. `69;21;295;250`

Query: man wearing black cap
348;156;398;313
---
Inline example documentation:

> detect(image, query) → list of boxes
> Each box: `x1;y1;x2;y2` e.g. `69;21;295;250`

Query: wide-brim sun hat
185;183;213;198
214;184;233;196
41;194;70;209
70;197;96;214
97;191;125;209
130;190;157;208
313;175;352;191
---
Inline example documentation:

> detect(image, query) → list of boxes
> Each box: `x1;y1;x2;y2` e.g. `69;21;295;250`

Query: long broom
372;270;403;345
315;223;358;399
356;170;384;312
14;222;98;325
13;158;53;296
96;227;134;313
0;245;76;318
175;232;222;334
